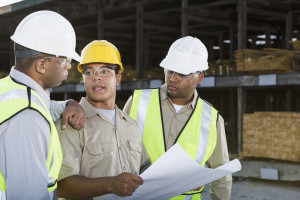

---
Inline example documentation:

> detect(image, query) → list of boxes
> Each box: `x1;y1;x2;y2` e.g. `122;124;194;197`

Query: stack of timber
206;59;235;76
0;71;9;79
122;65;164;81
64;62;83;84
234;48;294;74
290;41;300;70
243;112;300;162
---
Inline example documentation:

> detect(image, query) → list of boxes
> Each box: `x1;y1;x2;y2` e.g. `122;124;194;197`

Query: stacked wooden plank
290;41;300;70
234;48;294;73
64;63;83;84
206;59;235;76
290;41;300;51
0;71;9;79
243;112;300;162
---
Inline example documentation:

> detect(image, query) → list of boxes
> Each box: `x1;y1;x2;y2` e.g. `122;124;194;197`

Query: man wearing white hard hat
124;36;232;200
0;10;86;200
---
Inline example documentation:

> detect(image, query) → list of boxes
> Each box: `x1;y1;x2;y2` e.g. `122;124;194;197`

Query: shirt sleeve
123;95;133;115
56;119;83;181
50;100;67;122
206;114;232;200
4;110;51;200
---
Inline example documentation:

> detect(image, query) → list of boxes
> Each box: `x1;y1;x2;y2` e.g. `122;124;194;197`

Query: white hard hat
11;10;81;62
160;36;209;75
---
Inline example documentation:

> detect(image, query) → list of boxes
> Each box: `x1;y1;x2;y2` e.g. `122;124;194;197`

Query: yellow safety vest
130;89;218;200
0;76;62;198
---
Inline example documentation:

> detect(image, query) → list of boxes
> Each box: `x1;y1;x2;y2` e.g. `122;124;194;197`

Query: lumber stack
64;63;83;84
290;41;300;70
243;112;300;162
0;71;9;79
234;48;294;73
206;59;235;76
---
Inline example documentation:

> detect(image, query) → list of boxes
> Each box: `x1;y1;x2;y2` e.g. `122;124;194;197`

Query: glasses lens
83;66;115;79
166;70;189;81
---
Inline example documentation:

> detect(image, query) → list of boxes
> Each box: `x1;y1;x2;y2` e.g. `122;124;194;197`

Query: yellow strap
201;108;218;165
0;169;6;191
129;90;143;121
143;89;165;163
177;99;204;160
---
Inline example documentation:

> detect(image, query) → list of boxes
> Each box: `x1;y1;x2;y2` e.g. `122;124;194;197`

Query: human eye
100;68;114;75
178;73;187;78
84;71;93;77
167;70;174;75
102;69;110;74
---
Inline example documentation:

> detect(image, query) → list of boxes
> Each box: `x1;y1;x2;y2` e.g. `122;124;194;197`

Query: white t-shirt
96;108;116;125
172;103;184;113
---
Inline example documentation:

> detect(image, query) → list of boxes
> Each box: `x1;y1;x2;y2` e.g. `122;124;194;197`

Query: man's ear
197;72;204;85
35;58;46;74
116;73;122;85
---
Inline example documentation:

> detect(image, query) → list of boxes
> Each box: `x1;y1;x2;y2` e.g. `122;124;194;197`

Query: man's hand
193;186;203;191
62;99;86;130
111;172;144;197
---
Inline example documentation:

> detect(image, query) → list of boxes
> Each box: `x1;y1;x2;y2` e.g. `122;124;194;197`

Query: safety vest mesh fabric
130;89;218;200
0;76;62;194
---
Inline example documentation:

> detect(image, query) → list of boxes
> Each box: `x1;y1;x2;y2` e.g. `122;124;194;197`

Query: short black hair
14;43;52;70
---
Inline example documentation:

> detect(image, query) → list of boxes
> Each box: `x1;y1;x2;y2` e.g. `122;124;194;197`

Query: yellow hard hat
77;40;123;73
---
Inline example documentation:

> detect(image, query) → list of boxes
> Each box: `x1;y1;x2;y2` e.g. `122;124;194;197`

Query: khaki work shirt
56;97;144;183
123;84;232;200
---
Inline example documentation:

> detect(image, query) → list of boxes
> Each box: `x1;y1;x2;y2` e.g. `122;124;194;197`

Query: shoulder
5;110;51;145
119;108;137;124
9;109;49;126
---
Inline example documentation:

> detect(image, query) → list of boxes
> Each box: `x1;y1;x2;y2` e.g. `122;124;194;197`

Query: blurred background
0;0;300;199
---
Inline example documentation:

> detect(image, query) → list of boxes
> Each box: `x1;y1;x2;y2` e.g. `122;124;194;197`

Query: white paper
95;143;241;200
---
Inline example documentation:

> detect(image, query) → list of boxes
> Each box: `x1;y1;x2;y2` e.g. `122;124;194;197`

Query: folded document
95;143;241;200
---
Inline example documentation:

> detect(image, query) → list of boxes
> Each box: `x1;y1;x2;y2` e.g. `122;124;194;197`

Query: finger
61;111;70;129
128;180;140;190
132;175;144;185
193;186;203;191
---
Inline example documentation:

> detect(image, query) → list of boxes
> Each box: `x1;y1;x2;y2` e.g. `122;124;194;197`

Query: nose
93;70;102;81
169;72;178;82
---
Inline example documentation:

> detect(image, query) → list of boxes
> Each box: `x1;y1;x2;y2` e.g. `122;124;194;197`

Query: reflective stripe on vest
0;76;62;194
130;88;218;199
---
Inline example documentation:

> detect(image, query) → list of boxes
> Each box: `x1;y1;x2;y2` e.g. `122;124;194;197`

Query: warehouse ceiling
1;0;300;74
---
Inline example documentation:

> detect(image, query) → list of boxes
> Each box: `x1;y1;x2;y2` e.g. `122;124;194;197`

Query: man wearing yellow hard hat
56;40;147;199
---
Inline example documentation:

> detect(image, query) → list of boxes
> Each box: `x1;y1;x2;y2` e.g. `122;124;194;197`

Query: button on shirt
0;67;67;200
57;97;144;183
123;84;232;200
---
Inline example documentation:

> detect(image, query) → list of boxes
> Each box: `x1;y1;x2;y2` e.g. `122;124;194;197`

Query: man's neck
15;67;47;90
169;94;194;105
87;98;115;110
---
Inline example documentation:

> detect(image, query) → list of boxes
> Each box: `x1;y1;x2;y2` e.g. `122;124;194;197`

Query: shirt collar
79;97;128;121
10;67;51;109
160;84;198;109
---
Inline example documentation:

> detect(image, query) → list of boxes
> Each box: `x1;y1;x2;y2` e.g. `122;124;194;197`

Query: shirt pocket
128;139;142;153
87;142;115;155
86;142;116;177
126;139;142;174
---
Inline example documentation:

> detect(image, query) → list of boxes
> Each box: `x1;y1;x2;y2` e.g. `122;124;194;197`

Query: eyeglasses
165;69;199;82
44;57;72;68
82;66;116;79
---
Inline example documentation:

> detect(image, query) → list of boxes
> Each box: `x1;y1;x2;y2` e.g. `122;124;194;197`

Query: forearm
58;175;114;199
50;100;67;122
